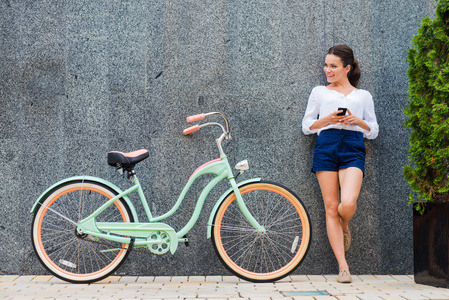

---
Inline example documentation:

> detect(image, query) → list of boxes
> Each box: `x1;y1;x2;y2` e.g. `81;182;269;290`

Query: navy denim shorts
312;129;366;174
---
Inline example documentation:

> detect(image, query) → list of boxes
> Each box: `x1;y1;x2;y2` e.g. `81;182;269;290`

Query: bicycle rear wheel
31;181;134;283
211;182;311;282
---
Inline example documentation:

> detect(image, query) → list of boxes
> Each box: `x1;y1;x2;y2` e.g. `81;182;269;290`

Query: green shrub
404;0;449;214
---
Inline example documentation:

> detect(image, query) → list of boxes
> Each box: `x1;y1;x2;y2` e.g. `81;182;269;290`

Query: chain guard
76;223;178;256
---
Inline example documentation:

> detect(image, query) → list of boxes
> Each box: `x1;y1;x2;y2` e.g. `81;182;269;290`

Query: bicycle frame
63;153;264;254
31;112;265;255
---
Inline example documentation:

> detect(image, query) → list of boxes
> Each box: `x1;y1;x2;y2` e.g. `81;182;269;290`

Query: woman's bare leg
338;167;363;232
316;171;348;271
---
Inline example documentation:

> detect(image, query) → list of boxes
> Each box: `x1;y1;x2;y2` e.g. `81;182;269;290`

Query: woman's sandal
337;269;352;283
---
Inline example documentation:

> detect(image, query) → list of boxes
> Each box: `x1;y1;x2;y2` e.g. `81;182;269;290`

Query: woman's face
323;54;351;84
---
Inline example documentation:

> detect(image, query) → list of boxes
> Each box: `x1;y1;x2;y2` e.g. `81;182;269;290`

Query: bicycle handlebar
183;112;230;137
183;112;230;155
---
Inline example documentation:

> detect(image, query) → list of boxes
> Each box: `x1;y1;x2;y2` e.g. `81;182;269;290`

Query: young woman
302;45;378;283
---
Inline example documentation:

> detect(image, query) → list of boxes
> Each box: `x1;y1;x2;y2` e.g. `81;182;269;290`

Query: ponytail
327;45;361;88
349;58;361;88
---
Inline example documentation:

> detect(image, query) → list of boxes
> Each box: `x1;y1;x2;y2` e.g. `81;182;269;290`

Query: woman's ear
345;64;351;74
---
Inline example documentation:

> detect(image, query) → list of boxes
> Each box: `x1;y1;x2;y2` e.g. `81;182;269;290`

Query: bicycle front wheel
211;182;311;282
31;181;134;283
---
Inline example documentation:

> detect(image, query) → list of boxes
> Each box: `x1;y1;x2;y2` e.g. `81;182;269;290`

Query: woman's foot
343;228;351;252
337;269;352;283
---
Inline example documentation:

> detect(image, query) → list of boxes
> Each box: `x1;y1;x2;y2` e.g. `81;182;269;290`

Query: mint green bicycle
30;112;311;283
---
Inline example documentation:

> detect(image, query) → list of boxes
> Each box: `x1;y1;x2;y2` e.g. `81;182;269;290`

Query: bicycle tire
211;181;311;282
31;180;134;283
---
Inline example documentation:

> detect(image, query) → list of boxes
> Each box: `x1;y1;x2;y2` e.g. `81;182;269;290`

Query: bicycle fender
30;176;139;222
207;177;261;239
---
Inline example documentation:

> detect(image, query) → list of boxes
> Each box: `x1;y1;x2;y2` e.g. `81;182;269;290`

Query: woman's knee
339;200;357;215
325;202;340;218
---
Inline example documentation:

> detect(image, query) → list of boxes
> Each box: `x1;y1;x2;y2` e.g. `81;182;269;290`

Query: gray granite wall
0;0;437;276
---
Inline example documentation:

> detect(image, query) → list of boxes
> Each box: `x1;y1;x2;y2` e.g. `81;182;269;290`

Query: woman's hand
339;109;371;131
310;110;345;130
327;110;347;125
339;109;359;125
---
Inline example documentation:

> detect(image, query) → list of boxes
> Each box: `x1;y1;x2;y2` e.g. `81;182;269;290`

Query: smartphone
337;107;347;116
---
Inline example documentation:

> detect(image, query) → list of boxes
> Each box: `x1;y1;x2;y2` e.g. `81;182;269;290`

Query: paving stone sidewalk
2;274;449;300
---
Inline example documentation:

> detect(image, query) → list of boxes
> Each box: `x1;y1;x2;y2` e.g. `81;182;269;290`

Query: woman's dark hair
327;45;361;87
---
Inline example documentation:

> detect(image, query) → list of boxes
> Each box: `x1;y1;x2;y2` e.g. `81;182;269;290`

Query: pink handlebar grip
183;125;200;135
186;113;205;123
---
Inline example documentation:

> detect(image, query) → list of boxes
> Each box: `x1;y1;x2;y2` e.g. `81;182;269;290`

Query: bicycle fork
228;178;266;234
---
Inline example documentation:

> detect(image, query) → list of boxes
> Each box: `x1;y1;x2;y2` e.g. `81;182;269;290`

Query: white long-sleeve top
302;86;379;139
